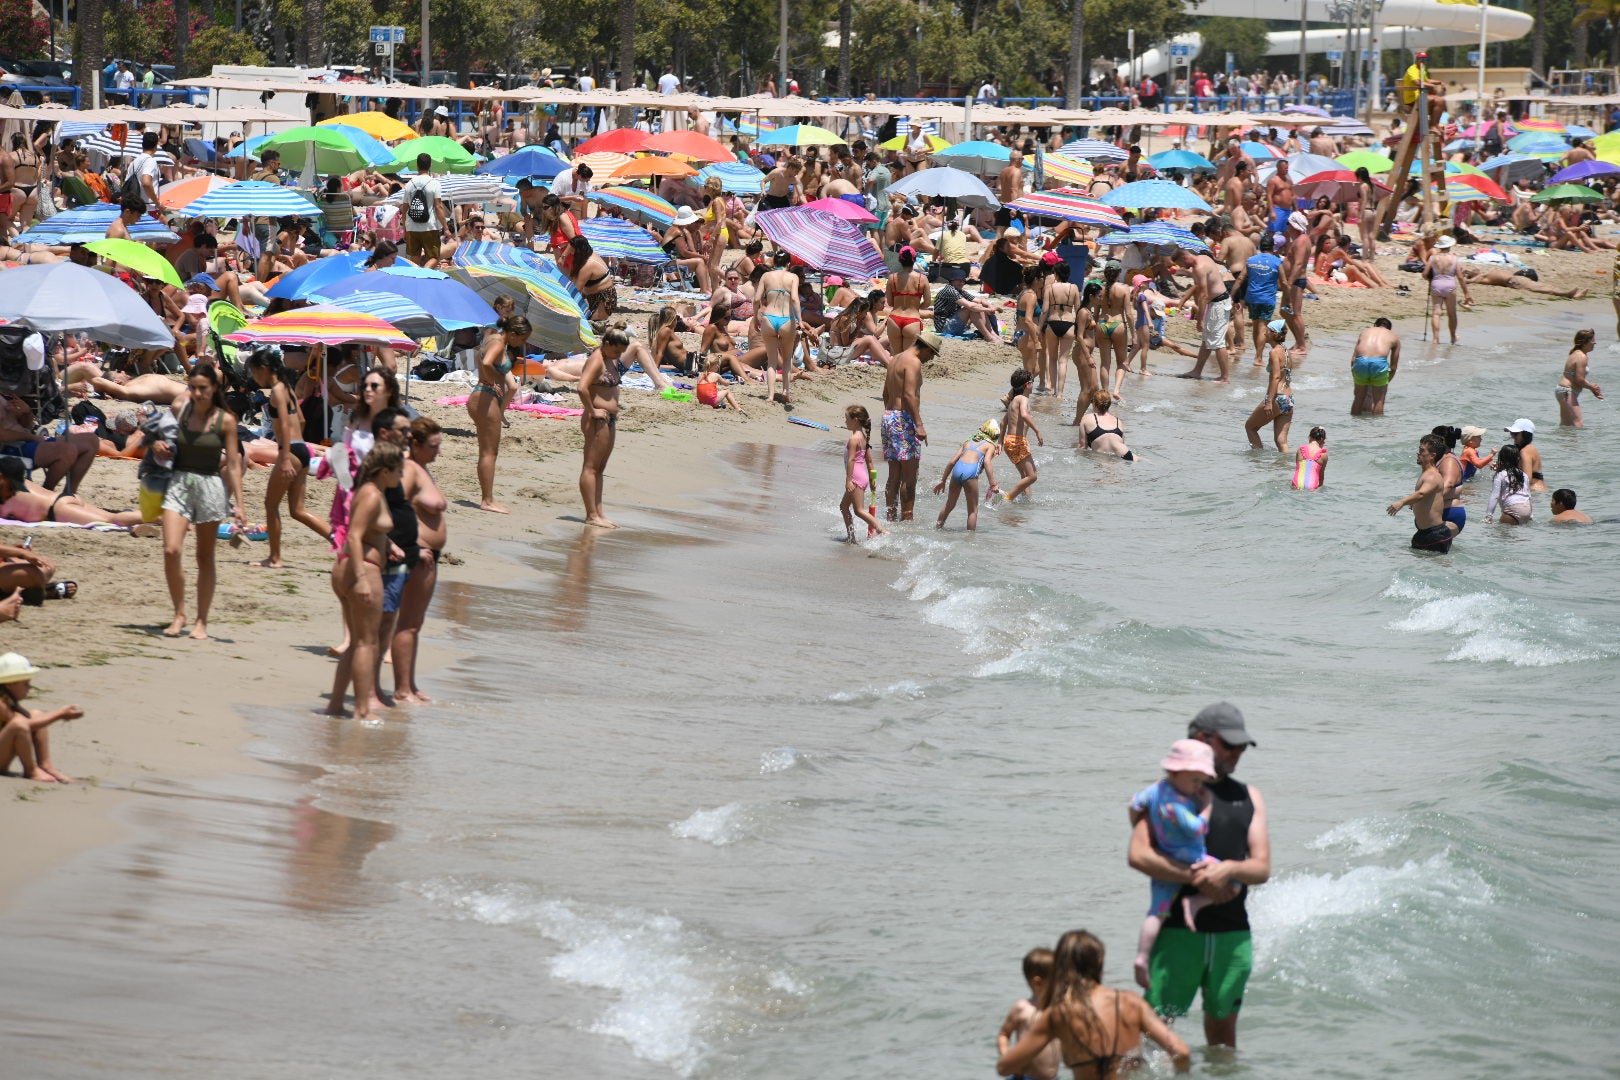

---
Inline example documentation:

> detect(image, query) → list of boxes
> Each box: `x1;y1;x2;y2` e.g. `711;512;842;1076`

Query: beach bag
405;179;431;224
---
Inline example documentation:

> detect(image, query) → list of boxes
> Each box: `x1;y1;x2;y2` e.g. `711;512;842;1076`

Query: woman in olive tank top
160;363;246;640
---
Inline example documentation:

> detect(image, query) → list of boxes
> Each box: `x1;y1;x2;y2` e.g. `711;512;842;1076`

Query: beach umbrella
1039;153;1095;189
1408;159;1485;178
1095;222;1210;253
1099;179;1212;212
1548;159;1620;185
1295;169;1391;204
476;146;566;180
1282;152;1340;179
11;203;178;245
259;126;379;175
264;251;372;301
312;266;499;331
449;241;596;353
878;132;950;152
932;140;1021;174
84;238;182;287
1239;140;1284;160
803;196;877;224
182;181;324;220
1507;132;1571;155
754;207;887;279
225;133;276;160
755;124;843;147
383;174;506;206
79;131;176;168
885;168;1001;209
574;151;632;179
1513;117;1568;134
1004;189;1125;228
642;129;733;162
317;124;399;168
1146;149;1215;174
1059;138;1127;163
1281;104;1332;118
611;156;697;181
695;161;765;194
1335;150;1394;174
1531;182;1604;204
587;186;678;229
0;262;172;348
1428;175;1508;203
1321;121;1375;137
1567;124;1599;140
1474;153;1547;184
157;173;235;210
383;135;478;174
574;128;650;155
317;111;416;141
578;217;668;263
225;305;418;350
320;290;440;339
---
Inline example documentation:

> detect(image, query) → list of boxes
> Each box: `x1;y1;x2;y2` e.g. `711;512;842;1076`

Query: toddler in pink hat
1129;738;1219;988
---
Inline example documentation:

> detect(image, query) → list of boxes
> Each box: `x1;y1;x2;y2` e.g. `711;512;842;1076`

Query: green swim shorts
1145;927;1252;1021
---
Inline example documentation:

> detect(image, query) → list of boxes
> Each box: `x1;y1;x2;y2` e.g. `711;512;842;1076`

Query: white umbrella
0;263;173;349
885;168;1001;210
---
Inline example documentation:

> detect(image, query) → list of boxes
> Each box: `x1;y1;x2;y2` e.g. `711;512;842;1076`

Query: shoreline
0;280;1603;913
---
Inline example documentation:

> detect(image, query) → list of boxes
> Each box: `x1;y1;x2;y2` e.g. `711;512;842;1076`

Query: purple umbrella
1548;159;1620;185
754;207;888;279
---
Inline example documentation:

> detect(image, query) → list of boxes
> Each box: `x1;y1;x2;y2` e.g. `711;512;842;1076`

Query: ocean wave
1386;580;1609;667
827;680;927;704
1306;817;1412;857
670;803;750;846
759;747;803;774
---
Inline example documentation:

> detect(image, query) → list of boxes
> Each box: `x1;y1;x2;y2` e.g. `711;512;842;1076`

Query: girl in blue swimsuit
932;420;1001;531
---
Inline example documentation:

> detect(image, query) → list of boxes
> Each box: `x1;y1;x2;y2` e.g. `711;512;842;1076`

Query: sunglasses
1217;737;1247;752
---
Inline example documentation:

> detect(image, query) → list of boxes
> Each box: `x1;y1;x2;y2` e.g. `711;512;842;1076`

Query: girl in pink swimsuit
840;405;887;542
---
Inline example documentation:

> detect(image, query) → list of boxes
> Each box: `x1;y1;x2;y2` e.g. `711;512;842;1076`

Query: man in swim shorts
1387;433;1453;553
881;330;937;520
1281;210;1314;353
1349;317;1401;417
1129;702;1270;1047
1174;249;1233;383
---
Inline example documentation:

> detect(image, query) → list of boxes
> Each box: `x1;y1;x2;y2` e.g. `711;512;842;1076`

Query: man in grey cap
1128;702;1270;1047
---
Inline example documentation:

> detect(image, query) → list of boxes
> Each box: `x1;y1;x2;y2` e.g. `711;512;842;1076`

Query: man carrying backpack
401;152;446;265
122;132;163;216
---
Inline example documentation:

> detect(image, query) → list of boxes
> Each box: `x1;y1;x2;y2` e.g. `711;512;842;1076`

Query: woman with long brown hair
578;326;631;528
326;442;404;721
161;363;246;640
390;417;447;704
467;315;529;514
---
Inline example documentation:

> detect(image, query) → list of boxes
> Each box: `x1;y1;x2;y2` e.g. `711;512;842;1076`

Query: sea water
2;304;1617;1079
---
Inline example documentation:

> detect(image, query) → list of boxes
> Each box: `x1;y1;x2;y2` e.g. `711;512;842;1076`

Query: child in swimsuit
932;419;1001;531
1292;425;1329;490
840;405;887;542
695;360;743;413
1130;739;1220;990
1458;426;1492;481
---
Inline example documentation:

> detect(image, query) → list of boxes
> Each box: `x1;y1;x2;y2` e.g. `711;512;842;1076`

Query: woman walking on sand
756;250;803;406
327;442;404;721
578;327;631;529
161;363;246;640
1425;235;1468;344
467;315;529;514
248;348;330;567
1245;320;1294;451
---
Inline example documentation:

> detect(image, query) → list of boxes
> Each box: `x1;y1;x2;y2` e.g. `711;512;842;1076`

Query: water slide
1131;0;1532;79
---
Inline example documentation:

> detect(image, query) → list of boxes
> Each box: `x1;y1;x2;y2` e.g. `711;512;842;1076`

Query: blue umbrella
1239;141;1285;161
1568;124;1598;140
1147;149;1215;174
1474;153;1547;185
1507;132;1571;154
315;124;398;168
1548;159;1620;185
885;168;1001;209
1060;138;1127;163
227;134;275;160
311;266;498;331
182;181;324;219
1096;223;1210;253
264;251;372;301
12;203;178;245
579;217;668;264
477;146;567;180
1099;179;1213;212
320;290;440;339
695;161;766;194
932;140;1026;174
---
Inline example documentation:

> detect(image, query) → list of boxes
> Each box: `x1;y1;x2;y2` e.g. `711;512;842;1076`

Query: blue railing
6;84;80;107
99;86;211;106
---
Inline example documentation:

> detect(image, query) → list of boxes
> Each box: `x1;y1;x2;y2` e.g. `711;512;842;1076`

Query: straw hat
0;653;41;685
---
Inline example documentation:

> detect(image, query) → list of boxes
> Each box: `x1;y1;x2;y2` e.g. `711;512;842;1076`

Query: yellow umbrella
318;110;416;142
879;133;951;152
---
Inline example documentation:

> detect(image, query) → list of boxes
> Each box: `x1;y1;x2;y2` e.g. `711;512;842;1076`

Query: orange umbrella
611;156;698;181
158;174;236;210
642;129;733;162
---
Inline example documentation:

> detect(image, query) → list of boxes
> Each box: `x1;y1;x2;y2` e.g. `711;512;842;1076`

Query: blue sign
1468;50;1482;64
369;25;406;44
1170;44;1194;59
1326;50;1343;62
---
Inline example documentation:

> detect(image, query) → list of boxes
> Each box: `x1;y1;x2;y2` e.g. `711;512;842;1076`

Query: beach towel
0;518;130;532
433;396;583;418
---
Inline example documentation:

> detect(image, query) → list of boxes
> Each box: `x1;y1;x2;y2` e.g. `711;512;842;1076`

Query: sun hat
1505;417;1536;434
1189;700;1258;747
1160;738;1217;778
916;329;944;354
0;653;41;685
1267;318;1287;335
672;206;700;226
1435;235;1456;249
182;293;208;315
434;105;449;116
1461;424;1486;441
1288;210;1309;232
946;266;968;281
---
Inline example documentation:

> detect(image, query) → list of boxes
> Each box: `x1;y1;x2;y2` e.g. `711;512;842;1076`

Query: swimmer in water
996;948;1061;1080
1550;488;1592;523
1292;426;1328;489
840;405;887;542
934;419;1002;531
1245;319;1293;451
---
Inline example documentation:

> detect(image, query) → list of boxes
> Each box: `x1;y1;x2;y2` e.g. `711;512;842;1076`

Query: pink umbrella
1296;169;1392;204
804;196;877;225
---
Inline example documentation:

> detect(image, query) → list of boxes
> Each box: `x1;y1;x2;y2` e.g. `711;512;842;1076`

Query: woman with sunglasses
467;315;530;515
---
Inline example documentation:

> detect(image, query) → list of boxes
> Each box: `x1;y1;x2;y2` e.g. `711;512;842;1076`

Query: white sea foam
827;680;926;704
1306;817;1411;857
759;748;801;774
670;803;749;846
1387;585;1605;667
1133;399;1177;414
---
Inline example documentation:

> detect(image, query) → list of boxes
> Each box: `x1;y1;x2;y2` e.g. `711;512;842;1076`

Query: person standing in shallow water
1387;432;1454;553
881;329;936;521
1349;317;1400;417
578;327;631;529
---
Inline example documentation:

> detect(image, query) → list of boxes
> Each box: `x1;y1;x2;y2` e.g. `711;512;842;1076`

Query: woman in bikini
997;930;1189;1080
7;132;44;233
819;298;891;367
700;176;730;281
1042;262;1082;402
648;307;693;377
1078;389;1137;461
1425;237;1467;344
1093;261;1132;403
569;235;618;325
885;245;930;358
467;314;528;515
1557;327;1604;428
578;326;631;529
664;209;714;293
537;195;581;276
1244;319;1294;452
0;468;152;530
391;417;447;704
248;348;331;568
756;250;803;405
1016;265;1046;391
326;442;403;721
1313;232;1388;289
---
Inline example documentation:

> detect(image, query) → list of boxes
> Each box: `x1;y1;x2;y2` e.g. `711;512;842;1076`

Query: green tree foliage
1079;0;1187;63
1575;0;1620;64
188;25;267;69
1195;17;1270;73
852;0;917;93
0;0;50;60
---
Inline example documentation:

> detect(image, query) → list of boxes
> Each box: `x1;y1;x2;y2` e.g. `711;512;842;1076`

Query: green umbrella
1531;182;1604;204
84;238;182;287
1335;150;1393;174
382;136;479;175
258;126;375;176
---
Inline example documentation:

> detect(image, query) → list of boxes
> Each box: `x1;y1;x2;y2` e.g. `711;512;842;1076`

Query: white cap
22;332;45;371
434;105;449;116
1505;418;1536;434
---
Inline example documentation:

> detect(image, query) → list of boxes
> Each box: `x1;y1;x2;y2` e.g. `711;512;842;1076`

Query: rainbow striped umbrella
754;206;886;279
320;290;439;339
736;116;776;137
587;186;677;229
756;124;843;147
449;241;596;353
1039;153;1095;189
1005;189;1124;228
579;217;667;264
1513;117;1568;134
224;305;417;349
696;161;766;194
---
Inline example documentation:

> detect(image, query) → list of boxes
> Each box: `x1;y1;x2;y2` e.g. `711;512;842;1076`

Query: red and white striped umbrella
1005;189;1125;228
754;207;887;280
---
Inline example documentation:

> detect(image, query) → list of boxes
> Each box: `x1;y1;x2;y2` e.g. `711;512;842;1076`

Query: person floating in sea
1292;426;1328;490
1387;432;1454;553
1130;739;1219;989
840;405;887;542
933;419;1001;531
1550;488;1592;523
1349;317;1400;417
995;948;1061;1080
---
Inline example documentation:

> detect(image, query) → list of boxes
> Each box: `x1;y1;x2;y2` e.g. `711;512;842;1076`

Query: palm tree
1575;0;1620;64
77;0;106;105
306;0;326;68
617;0;635;121
1067;0;1085;108
175;0;191;77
